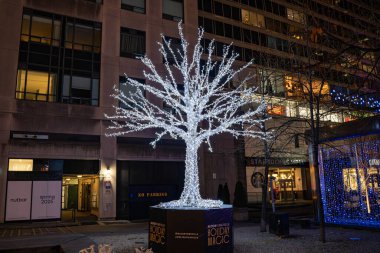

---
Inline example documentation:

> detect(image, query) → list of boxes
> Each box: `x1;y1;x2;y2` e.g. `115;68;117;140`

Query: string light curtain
319;139;380;228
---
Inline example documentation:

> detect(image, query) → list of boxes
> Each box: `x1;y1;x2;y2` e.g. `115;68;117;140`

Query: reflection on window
16;70;56;102
163;0;183;21
62;75;99;105
287;8;306;24
65;23;101;53
241;9;265;28
8;159;33;171
121;0;145;13
120;28;146;58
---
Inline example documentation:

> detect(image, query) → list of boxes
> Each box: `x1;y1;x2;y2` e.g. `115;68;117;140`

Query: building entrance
61;175;99;221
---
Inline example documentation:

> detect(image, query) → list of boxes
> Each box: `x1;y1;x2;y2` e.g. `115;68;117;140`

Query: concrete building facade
0;0;244;223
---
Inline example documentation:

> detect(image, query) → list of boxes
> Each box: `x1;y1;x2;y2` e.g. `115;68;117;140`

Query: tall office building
198;0;379;202
0;0;245;223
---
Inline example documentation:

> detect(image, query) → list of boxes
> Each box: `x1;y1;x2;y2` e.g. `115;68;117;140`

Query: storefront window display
319;139;380;228
246;166;306;203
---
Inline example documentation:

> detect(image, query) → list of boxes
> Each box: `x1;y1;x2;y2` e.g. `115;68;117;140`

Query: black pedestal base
149;205;233;253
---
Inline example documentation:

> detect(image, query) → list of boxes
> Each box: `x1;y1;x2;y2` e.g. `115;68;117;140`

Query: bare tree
106;23;268;208
284;0;380;242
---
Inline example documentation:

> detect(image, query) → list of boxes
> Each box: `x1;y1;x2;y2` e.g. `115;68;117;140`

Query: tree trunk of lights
180;142;202;206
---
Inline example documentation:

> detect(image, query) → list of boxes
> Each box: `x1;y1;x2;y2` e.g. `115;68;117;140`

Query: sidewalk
0;221;379;253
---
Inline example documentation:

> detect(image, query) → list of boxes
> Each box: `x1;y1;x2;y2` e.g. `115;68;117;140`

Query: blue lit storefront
318;116;380;228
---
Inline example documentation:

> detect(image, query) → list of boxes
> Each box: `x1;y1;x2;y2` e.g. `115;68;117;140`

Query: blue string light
330;89;380;113
319;139;380;228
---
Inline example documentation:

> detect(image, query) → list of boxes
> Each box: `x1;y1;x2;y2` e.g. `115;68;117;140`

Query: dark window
224;23;232;38
215;21;224;36
267;36;277;49
17;9;101;106
119;76;145;109
163;0;183;22
231;6;240;21
202;0;212;12
243;29;251;43
203;18;213;33
214;1;223;16
121;0;145;13
233;26;241;40
120;27;146;58
223;4;231;18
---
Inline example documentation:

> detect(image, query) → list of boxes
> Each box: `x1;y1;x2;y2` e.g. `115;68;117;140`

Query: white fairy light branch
106;22;267;208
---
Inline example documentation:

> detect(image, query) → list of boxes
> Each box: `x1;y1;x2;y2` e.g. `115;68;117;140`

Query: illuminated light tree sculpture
106;23;267;208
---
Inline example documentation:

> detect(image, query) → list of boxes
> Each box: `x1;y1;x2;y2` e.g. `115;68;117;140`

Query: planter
149;205;233;253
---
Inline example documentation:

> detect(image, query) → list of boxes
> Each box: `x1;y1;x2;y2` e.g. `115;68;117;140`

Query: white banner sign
6;181;32;221
31;181;62;220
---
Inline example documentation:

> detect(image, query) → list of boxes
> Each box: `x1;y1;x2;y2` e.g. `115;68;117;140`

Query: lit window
287;8;306;24
8;159;33;171
21;14;61;46
16;70;56;102
267;104;286;115
241;9;265;28
285;75;329;97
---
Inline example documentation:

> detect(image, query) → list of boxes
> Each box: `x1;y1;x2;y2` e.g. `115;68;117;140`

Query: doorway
61;175;99;221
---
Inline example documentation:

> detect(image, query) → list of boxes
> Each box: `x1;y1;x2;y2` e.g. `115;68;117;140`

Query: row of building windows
121;0;184;22
226;0;376;35
200;0;378;59
17;9;101;105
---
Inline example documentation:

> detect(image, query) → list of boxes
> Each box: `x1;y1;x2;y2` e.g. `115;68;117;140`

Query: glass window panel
16;70;26;99
52;20;61;46
65;22;74;45
21;15;31;42
30;16;52;44
120;28;146;58
94;28;101;49
92;79;99;106
121;0;145;13
72;75;91;90
74;24;93;47
163;0;183;20
8;159;33;171
17;70;55;101
62;75;71;98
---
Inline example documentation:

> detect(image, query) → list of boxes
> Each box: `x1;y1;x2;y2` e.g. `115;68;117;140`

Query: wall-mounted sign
31;181;61;220
6;181;32;221
246;157;308;167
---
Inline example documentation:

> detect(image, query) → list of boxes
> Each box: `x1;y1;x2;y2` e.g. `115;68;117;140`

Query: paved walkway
0;221;379;252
